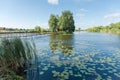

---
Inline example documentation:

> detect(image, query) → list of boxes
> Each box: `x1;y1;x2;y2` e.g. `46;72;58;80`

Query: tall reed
0;37;37;80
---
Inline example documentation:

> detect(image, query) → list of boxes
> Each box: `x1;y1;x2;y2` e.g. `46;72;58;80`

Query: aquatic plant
0;37;37;80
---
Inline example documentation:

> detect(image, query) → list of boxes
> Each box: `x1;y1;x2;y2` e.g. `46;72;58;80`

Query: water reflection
49;34;74;56
27;32;120;80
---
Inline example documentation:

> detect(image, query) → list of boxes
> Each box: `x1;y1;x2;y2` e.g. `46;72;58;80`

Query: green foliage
75;28;81;32
58;11;75;33
86;22;120;34
34;26;50;33
34;26;41;32
0;69;24;80
87;26;102;32
0;37;37;80
48;11;75;33
49;14;59;32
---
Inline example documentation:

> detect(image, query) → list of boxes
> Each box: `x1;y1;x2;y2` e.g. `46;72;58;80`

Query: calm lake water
26;32;120;80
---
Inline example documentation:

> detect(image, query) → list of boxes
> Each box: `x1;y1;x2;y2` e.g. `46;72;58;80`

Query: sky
0;0;120;29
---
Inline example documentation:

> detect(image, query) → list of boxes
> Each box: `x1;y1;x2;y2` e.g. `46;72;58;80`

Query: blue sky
0;0;120;29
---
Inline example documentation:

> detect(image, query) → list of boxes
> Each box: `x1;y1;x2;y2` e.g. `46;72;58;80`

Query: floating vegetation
96;74;102;80
52;71;60;77
27;33;120;80
35;47;120;80
107;76;112;80
39;71;44;75
56;62;62;67
42;66;48;71
114;73;120;77
103;73;107;76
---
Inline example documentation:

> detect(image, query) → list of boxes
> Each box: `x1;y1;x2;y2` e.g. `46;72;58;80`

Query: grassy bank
86;22;120;35
0;38;37;80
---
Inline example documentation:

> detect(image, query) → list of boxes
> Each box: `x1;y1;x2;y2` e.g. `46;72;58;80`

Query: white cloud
48;0;58;5
104;13;120;19
76;13;85;17
80;8;88;12
76;8;88;18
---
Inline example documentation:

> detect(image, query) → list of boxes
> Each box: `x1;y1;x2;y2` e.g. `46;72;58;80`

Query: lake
27;32;120;80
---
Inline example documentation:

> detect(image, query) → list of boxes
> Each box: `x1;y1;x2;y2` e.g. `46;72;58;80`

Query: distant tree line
34;26;49;33
48;10;75;34
86;22;120;34
0;26;50;33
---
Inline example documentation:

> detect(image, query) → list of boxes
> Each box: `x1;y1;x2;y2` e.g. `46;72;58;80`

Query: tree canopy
48;14;59;32
48;11;75;33
34;26;41;32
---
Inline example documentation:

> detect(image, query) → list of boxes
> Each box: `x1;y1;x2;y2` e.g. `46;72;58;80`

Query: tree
48;14;59;32
48;11;75;33
34;26;41;32
78;28;81;31
58;11;75;33
86;22;120;34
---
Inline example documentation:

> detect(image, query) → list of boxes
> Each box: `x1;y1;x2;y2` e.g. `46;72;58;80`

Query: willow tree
48;11;75;33
48;14;59;32
58;11;75;33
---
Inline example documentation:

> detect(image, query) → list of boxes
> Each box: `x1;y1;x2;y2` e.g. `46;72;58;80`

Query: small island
48;11;75;34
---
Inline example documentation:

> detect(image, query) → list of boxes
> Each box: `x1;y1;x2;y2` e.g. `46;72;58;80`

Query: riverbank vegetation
0;27;50;34
86;22;120;34
34;26;50;33
0;38;37;80
48;11;75;34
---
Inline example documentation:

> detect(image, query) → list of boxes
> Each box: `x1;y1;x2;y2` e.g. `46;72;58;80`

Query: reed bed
0;37;37;80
